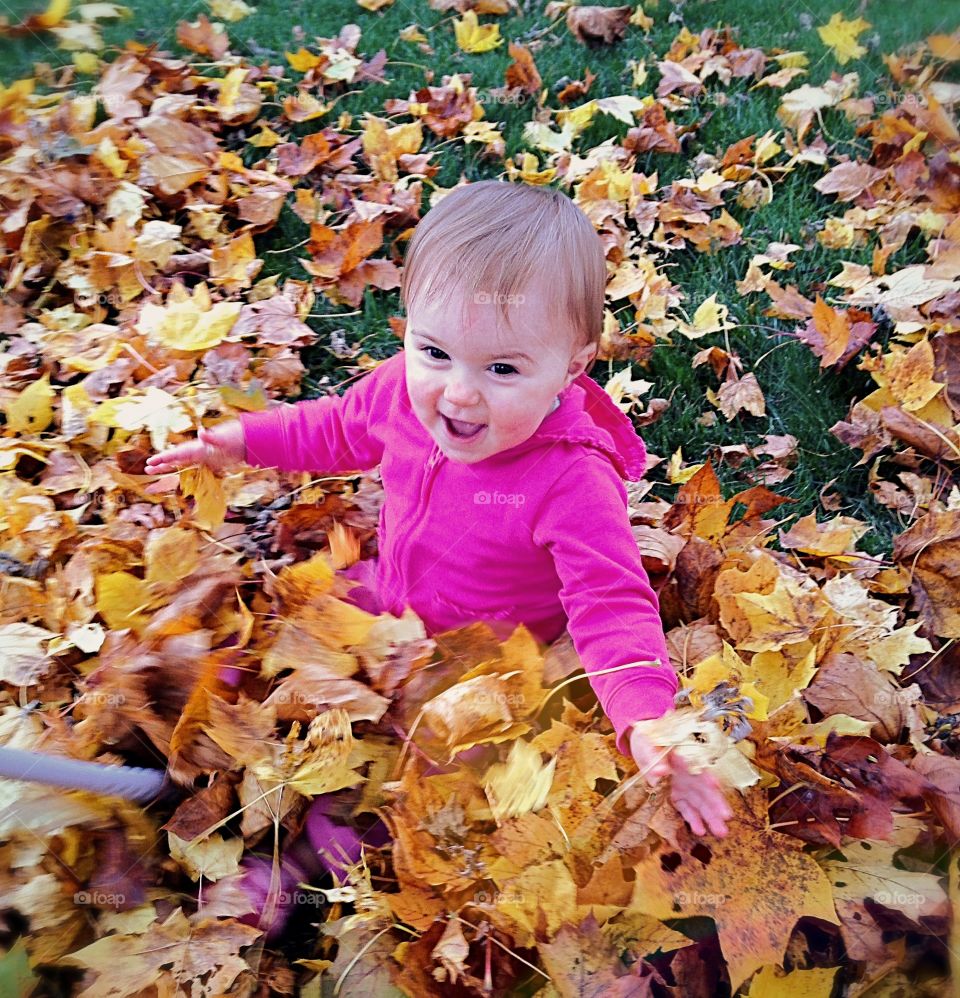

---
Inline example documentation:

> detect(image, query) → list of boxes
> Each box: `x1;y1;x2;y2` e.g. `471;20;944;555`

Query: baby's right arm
145;353;400;478
144;420;247;475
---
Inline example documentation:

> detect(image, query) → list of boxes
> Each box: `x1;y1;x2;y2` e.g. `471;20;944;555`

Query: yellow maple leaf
36;0;70;28
77;3;131;20
777;83;837;140
208;0;253;20
210;231;261;292
4;375;54;435
677;294;738;339
629;4;652;31
135;220;183;268
667;446;703;484
72;51;99;73
95;571;155;631
180;465;227;532
866;624;932;677
248;123;282;146
167;831;242;882
818;217;856;249
267;710;365;796
746;965;839;996
682;643;770;720
483;739;557;823
630;786;839;992
555;99;598;136
217;66;250;111
421;673;532;757
284;90;329;121
463;119;504;146
400;24;429;45
454;10;503;53
505;151;556;185
817;12;871;65
361;115;423;182
495;859;577;942
877;338;945;412
89;386;192;451
322;49;361;82
137;283;241;352
522;119;576;154
734;575;825;653
773;50;809;69
628;58;648;87
286;47;324;72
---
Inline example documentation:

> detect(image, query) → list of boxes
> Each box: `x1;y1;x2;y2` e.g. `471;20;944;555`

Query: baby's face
403;281;596;465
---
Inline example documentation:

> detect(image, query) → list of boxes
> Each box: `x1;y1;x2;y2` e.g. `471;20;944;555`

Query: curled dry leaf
566;5;632;47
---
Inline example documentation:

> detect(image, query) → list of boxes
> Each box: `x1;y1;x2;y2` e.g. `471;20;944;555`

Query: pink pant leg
337;557;383;616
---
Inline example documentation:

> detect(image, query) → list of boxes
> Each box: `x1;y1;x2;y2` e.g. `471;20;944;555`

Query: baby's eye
491;363;517;377
422;346;447;361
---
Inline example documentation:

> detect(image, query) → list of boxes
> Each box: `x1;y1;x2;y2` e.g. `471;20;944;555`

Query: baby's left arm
534;455;733;836
533;452;679;755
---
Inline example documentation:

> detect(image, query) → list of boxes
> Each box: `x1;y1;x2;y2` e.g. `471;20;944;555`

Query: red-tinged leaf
814;161;887;201
176;14;230;58
912;751;960;840
504;41;541;94
566;5;632;47
538;912;660;996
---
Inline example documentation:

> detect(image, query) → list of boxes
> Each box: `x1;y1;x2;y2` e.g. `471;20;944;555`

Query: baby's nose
443;377;480;405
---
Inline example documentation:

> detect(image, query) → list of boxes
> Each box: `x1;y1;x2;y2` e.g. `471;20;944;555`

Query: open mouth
441;414;486;440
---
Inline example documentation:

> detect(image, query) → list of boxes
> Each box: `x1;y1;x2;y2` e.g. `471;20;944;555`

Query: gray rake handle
0;745;168;803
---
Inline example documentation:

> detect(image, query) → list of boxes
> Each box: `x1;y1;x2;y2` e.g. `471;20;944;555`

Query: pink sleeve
532;453;678;757
237;354;400;474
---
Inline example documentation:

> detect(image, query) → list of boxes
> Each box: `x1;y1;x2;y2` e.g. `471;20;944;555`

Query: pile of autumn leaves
0;3;958;995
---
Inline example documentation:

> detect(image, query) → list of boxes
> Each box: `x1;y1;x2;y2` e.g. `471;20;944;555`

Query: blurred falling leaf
817;12;871;65
483;739;557;823
453;10;502;53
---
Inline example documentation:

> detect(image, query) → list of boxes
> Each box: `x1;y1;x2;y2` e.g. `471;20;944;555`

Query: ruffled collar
533;372;649;481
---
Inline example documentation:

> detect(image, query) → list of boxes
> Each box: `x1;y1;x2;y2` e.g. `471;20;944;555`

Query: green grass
2;0;957;557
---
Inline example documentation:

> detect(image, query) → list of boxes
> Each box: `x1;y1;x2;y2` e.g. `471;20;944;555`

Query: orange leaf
504;41;541;94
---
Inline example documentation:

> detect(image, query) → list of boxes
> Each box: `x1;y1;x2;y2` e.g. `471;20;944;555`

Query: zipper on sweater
391;444;443;602
419;444;443;507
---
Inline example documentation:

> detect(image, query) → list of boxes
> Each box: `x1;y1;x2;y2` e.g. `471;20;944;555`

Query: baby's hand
144;421;247;476
629;723;733;838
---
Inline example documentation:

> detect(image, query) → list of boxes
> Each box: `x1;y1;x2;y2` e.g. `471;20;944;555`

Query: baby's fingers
671;773;733;838
700;797;732;838
674;797;708;837
144;441;206;474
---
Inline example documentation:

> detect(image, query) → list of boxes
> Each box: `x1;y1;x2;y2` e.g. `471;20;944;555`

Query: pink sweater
239;351;677;756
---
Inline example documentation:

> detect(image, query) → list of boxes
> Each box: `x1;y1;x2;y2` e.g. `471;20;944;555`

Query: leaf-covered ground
0;0;958;996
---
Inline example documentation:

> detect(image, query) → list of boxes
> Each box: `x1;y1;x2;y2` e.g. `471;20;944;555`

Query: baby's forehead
410;280;576;347
448;315;570;354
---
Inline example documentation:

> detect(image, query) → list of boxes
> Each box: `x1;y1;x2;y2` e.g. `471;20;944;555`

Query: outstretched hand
629;723;733;838
144;421;247;476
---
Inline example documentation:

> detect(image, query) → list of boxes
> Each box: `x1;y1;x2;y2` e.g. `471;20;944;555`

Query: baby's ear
567;340;597;381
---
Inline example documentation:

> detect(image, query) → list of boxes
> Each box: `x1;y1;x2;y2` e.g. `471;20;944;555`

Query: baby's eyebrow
412;330;533;363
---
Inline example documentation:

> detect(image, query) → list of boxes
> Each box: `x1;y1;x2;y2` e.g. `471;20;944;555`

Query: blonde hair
400;180;607;363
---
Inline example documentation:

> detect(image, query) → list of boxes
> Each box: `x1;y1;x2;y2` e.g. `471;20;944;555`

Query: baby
146;180;731;838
